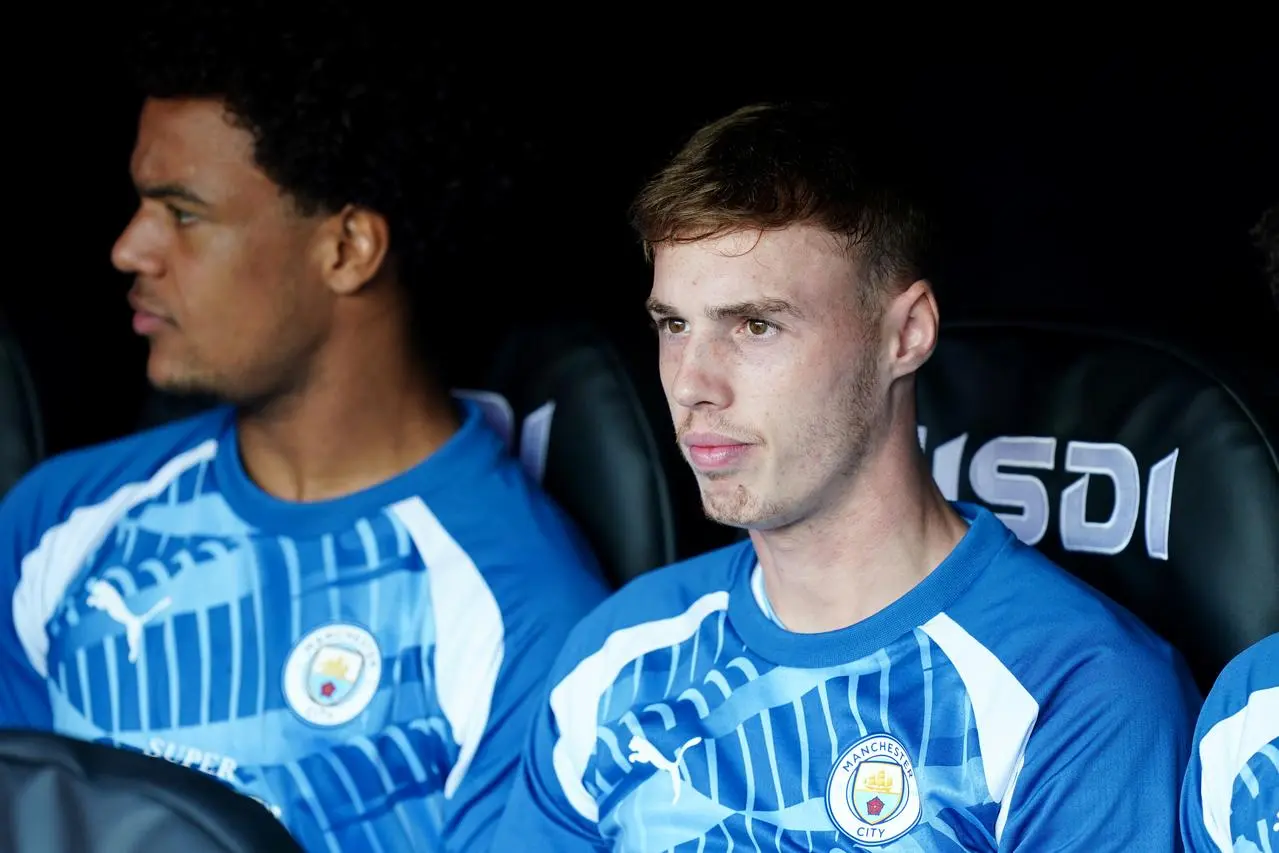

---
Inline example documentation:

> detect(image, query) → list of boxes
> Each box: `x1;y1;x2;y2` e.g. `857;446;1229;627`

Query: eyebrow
137;182;211;208
645;296;805;321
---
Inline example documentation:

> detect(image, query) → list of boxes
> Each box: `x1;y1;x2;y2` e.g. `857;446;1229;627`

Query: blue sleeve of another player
435;555;610;853
0;463;67;728
1179;637;1279;853
489;624;612;853
999;648;1201;851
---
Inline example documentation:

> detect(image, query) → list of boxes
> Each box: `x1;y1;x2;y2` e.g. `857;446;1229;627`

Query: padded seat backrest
915;321;1279;690
478;321;682;588
0;315;43;500
0;729;303;853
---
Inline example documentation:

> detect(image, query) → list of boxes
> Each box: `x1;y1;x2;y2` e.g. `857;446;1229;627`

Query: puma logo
627;734;703;804
85;579;171;664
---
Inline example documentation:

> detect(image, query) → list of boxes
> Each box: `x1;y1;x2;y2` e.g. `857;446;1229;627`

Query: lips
680;431;754;472
132;311;168;335
127;288;169;320
127;288;173;335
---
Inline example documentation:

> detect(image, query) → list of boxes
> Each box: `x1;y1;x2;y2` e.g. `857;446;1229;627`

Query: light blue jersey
494;502;1200;851
1181;634;1279;853
0;398;610;852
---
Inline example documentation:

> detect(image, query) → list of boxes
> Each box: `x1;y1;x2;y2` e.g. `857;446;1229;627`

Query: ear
881;279;939;380
317;204;392;297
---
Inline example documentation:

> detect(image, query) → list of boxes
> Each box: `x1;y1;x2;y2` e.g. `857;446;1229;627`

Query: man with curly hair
0;7;608;851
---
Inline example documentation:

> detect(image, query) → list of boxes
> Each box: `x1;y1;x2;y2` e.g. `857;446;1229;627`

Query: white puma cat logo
627;734;703;804
85;579;171;664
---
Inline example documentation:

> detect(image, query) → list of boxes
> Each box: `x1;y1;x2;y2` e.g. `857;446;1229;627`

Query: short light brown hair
1252;204;1278;309
629;101;934;301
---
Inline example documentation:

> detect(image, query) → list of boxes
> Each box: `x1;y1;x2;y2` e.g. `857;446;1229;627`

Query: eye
744;319;775;336
658;317;688;335
166;204;197;226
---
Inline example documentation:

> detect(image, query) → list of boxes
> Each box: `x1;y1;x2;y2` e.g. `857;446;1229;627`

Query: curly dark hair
1252;204;1278;309
126;2;513;367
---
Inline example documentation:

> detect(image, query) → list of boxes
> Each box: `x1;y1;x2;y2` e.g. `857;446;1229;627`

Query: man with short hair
1178;205;1278;853
0;8;608;852
494;100;1200;851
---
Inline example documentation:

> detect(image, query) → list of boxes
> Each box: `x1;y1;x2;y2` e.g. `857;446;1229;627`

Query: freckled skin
650;225;884;529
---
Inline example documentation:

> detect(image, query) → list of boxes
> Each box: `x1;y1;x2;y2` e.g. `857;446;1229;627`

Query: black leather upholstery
916;321;1279;691
481;322;681;588
0;730;302;853
0;316;44;500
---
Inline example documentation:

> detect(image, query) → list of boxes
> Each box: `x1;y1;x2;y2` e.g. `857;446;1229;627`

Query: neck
749;422;968;634
235;317;459;503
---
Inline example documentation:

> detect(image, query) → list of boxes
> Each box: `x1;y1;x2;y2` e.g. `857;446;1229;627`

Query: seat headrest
480;322;680;588
0;729;303;853
0;317;44;499
916;321;1279;689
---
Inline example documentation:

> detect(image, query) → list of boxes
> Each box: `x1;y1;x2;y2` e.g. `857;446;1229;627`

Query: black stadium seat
0;315;44;500
0;729;303;853
479;321;688;587
915;320;1279;691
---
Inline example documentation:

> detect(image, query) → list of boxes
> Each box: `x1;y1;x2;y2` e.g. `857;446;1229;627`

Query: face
112;97;333;403
648;224;891;529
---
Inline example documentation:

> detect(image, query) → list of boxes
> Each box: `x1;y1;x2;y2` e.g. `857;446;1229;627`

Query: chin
700;476;805;531
147;359;219;399
702;504;778;531
698;482;769;529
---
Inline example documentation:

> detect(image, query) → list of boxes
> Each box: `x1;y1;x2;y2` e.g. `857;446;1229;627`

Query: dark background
7;34;1277;457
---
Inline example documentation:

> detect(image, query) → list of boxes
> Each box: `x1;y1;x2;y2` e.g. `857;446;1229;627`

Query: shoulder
1199;635;1279;721
546;542;748;682
1181;637;1279;851
941;511;1199;728
397;413;615;632
418;465;610;615
1193;635;1279;750
1;407;231;541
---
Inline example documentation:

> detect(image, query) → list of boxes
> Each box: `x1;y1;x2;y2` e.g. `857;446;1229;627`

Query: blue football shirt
1180;634;1278;853
0;398;610;852
494;502;1200;851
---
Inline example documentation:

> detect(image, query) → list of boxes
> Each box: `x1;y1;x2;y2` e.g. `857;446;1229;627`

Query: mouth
680;432;755;472
127;289;173;336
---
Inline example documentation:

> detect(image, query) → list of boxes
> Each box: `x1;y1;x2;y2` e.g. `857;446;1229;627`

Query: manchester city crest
308;645;365;706
826;733;922;846
283;623;382;727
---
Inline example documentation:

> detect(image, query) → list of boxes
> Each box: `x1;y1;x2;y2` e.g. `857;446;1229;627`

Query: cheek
748;338;826;387
806;328;871;382
173;243;292;341
656;337;687;389
657;349;677;388
752;345;849;418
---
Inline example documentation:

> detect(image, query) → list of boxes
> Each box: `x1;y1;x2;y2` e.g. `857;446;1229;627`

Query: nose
667;335;733;411
111;208;164;278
